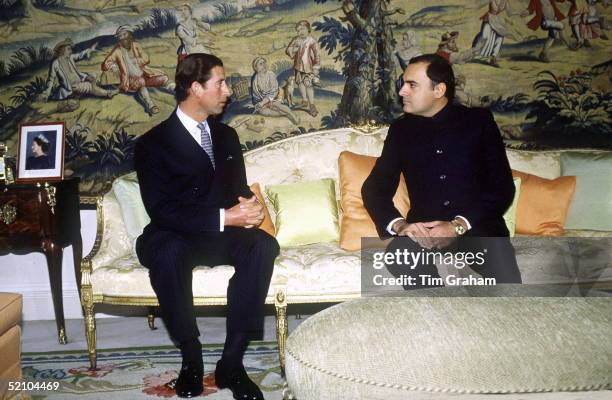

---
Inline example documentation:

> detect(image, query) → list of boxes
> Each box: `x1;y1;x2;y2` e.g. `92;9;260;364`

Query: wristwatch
451;218;466;236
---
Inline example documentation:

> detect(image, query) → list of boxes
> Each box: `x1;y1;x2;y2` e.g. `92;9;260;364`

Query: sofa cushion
91;254;284;298
512;170;576;236
338;151;410;251
91;242;360;298
286;286;612;400
512;237;583;286
275;242;361;295
561;152;612;231
266;178;340;247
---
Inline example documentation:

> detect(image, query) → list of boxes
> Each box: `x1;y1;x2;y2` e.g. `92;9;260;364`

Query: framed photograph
16;122;65;183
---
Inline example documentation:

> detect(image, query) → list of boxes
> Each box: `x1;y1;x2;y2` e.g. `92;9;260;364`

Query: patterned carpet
19;343;285;399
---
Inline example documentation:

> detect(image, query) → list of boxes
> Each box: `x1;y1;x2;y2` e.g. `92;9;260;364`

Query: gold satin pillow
250;183;276;237
338;151;410;251
511;170;576;236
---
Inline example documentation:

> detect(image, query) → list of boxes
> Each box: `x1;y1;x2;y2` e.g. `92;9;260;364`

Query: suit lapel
166;112;215;172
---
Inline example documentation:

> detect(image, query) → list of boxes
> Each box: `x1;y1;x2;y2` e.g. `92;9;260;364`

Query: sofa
80;126;612;373
0;292;22;399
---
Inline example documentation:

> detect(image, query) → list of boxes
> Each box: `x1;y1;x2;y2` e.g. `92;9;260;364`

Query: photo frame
16;122;65;183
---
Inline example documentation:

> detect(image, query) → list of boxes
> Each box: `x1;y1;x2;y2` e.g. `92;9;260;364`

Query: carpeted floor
19;342;285;399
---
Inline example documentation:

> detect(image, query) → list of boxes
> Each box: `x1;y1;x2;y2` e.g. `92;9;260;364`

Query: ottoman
0;292;22;399
285;285;611;400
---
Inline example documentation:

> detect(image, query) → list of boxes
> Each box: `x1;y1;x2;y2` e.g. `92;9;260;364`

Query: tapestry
0;0;610;195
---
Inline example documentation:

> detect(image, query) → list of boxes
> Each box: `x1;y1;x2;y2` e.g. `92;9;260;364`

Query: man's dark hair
174;53;224;103
409;53;455;101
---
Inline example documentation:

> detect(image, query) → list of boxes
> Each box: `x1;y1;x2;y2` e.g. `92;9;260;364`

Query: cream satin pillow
338;151;410;251
266;178;339;247
503;177;521;237
112;175;150;240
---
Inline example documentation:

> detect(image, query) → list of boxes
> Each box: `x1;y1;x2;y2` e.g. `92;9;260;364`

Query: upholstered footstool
0;292;22;399
285;285;611;400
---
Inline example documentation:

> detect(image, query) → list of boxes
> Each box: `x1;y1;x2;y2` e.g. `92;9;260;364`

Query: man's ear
433;82;447;99
190;81;202;95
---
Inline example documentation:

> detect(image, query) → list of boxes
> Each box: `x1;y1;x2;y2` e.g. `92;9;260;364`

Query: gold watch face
455;224;466;235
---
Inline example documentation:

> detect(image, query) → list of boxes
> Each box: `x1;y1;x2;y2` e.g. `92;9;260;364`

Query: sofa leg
81;286;97;370
147;306;157;330
274;288;288;377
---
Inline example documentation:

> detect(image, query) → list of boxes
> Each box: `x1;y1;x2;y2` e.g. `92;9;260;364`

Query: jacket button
443;200;450;206
440;174;447;180
436;149;443;154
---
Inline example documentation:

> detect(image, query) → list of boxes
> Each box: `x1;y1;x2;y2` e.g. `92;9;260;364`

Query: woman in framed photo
25;134;52;170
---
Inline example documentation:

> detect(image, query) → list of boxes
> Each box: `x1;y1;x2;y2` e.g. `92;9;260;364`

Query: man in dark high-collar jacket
135;53;278;399
362;53;521;289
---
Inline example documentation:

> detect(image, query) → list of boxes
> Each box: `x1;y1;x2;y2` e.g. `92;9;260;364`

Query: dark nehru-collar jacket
362;102;515;237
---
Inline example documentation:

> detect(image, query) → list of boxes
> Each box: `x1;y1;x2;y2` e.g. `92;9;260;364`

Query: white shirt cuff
386;217;405;235
454;215;471;231
220;208;225;232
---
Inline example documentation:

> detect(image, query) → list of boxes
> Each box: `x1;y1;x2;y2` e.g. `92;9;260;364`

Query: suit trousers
385;233;522;290
136;226;279;343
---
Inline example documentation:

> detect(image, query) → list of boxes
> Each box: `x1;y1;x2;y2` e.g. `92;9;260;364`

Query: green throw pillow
503;177;521;237
561;152;612;231
266;178;339;247
112;175;150;240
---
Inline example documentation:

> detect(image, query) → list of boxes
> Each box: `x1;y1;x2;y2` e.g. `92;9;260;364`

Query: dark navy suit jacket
362;103;515;237
134;111;252;239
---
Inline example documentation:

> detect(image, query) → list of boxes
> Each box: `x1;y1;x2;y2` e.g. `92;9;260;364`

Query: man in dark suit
135;53;278;399
362;53;521;289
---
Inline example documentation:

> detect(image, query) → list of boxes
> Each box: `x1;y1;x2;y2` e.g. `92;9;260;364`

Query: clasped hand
393;220;457;250
225;196;264;228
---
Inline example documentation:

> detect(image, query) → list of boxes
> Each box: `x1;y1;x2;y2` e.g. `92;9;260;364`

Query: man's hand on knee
225;196;264;228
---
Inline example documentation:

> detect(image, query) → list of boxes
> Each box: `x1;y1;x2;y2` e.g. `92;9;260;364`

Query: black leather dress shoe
215;361;264;400
174;365;204;398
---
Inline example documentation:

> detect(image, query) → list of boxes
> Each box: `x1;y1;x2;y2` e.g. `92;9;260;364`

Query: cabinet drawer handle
0;203;17;225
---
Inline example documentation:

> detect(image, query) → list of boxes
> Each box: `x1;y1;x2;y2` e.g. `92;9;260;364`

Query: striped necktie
197;122;215;169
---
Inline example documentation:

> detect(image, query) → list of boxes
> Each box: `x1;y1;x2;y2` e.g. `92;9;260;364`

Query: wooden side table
0;178;82;344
